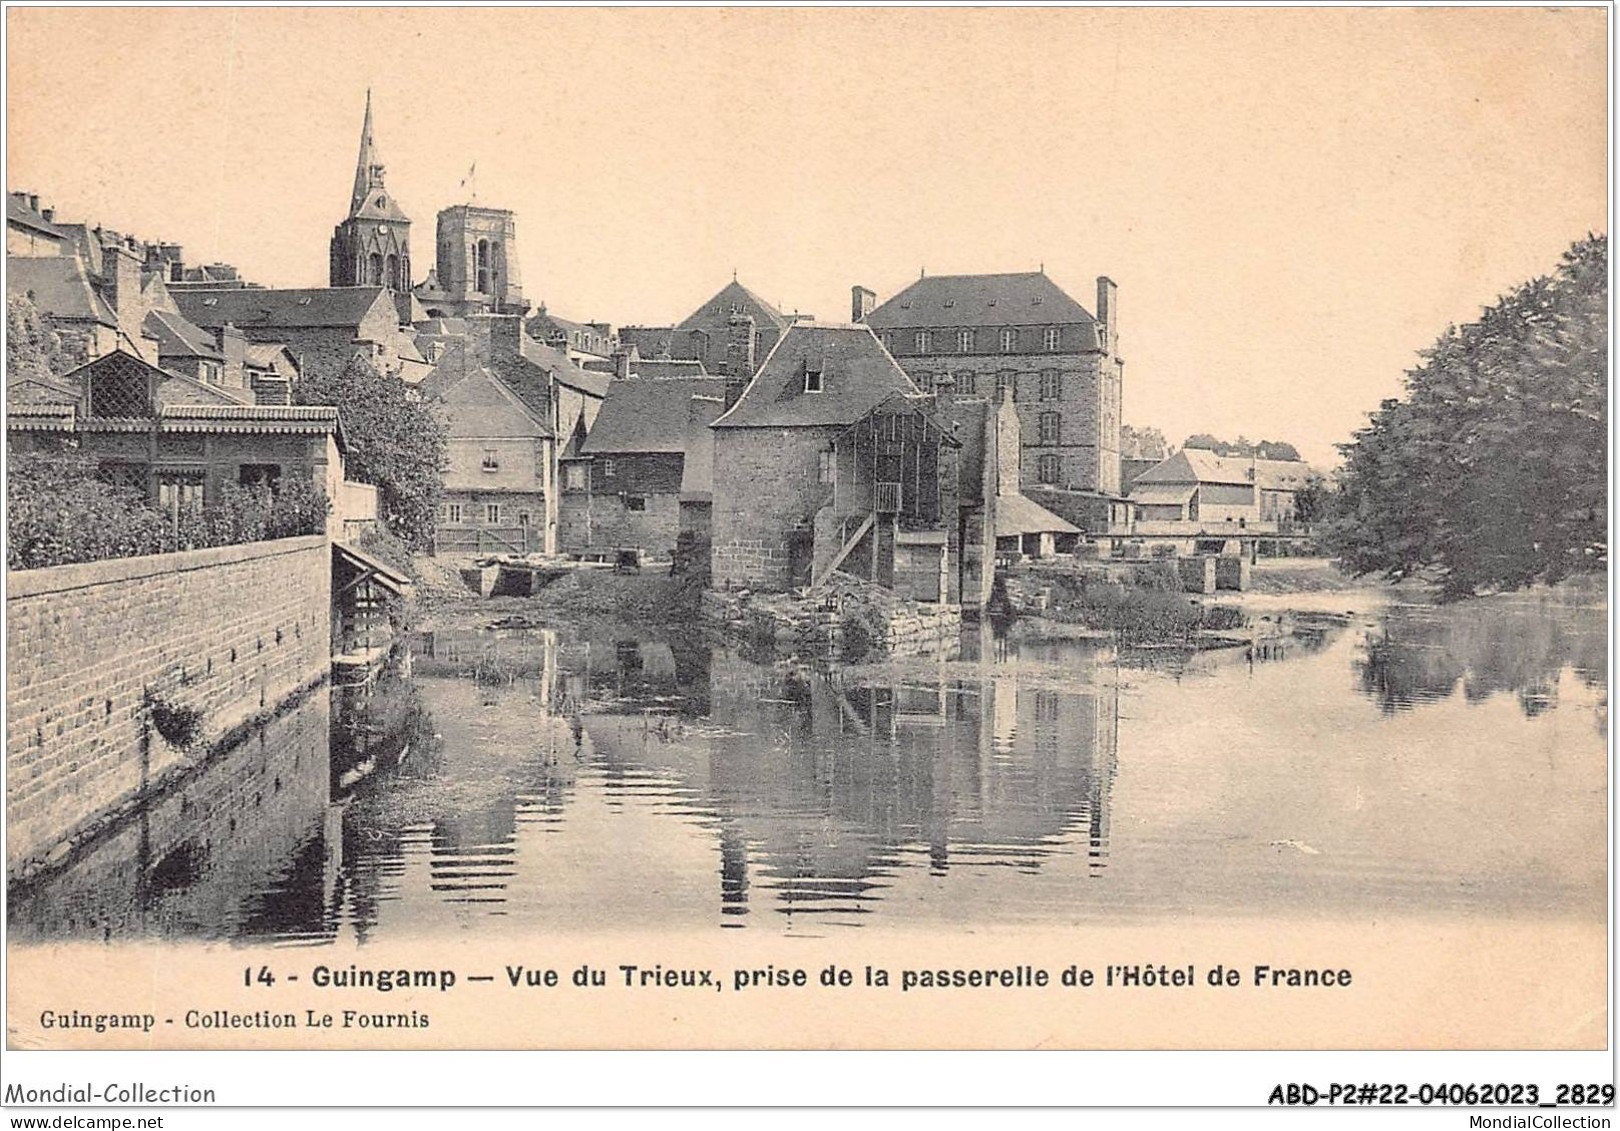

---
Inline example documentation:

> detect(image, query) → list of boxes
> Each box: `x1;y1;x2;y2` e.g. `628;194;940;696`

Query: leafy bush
1044;572;1246;641
8;452;331;570
8;451;173;569
146;690;206;749
840;603;888;662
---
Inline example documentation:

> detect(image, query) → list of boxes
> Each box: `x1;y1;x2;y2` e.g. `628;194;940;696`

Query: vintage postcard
1;3;1610;1108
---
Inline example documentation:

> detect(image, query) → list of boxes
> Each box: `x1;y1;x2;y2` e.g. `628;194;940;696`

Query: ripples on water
9;586;1607;944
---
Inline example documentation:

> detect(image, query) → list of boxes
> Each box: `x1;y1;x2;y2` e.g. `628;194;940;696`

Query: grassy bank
1038;572;1246;642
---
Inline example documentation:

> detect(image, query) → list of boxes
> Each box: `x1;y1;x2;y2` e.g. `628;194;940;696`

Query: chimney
1096;276;1118;354
851;285;876;323
100;242;146;354
27;193;39;212
932;370;957;413
40;208;52;222
612;346;636;380
485;312;525;364
216;323;248;391
725;313;756;379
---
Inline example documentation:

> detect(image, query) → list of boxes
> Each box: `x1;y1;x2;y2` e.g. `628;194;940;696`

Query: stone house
6;349;351;536
710;323;1013;604
418;350;556;557
857;270;1124;497
619;278;808;381
172;286;421;383
560;377;729;558
1126;448;1318;554
7;192;67;256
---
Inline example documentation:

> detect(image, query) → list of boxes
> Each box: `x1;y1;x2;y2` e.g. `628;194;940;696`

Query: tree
1327;235;1606;598
1182;433;1302;460
295;352;446;549
1121;424;1171;460
7;294;87;382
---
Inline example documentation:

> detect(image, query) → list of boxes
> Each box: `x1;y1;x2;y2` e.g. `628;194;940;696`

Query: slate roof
244;342;297;371
7;195;65;239
580;377;730;455
635;358;708;378
712;323;920;429
1132;449;1318;492
995;493;1082;538
677;279;790;332
143;309;222;360
8;255;117;326
864;271;1096;331
174;286;392;329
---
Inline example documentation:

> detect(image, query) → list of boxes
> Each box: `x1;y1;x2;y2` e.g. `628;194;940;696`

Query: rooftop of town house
1132;448;1319;492
432;361;554;442
143;309;224;361
994;492;1082;538
8;254;118;326
7;192;65;239
711;323;922;429
580;377;731;455
173;285;396;330
676;278;792;332
527;304;614;348
243;342;297;370
863;270;1100;335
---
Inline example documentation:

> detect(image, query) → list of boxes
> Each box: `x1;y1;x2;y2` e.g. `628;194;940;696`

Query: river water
9;583;1606;944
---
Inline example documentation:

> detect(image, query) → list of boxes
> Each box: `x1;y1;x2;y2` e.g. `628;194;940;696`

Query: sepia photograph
0;1;1611;1112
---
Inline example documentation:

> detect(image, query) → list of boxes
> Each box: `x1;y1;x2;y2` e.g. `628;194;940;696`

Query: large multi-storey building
858;271;1123;496
329;91;412;291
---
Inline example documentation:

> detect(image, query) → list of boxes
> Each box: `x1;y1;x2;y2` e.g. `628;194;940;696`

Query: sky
6;7;1607;467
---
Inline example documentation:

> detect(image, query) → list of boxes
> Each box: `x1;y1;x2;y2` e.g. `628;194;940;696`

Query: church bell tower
329;91;412;290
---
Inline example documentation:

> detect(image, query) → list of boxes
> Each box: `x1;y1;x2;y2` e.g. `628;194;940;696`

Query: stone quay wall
6;535;331;877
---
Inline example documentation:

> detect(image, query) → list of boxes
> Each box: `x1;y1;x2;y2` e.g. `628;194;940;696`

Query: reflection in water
8;586;1608;943
1356;585;1607;720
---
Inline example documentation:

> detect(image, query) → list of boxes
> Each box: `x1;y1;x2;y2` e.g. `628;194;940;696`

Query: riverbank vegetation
1035;570;1245;642
1328;235;1606;600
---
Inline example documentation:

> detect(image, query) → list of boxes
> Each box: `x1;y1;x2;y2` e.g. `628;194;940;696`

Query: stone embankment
701;573;961;660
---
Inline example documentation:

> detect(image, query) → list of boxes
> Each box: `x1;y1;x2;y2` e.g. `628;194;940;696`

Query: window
996;371;1015;402
1000;327;1018;352
818;450;835;483
625;495;646;512
957;328;973;353
446;503;463;524
518;511;532;527
238;463;282;489
1040;370;1062;400
880;331;894;350
804;365;823;393
156;469;205;515
200;361;222;385
1038;455;1060;484
565;465;586;489
1038;411;1061;445
481;448;499;472
485;503;502;525
879;414;904;441
601;459;616;479
914;331;930;353
912;371;933;392
1044;327;1061;351
957;371;977;395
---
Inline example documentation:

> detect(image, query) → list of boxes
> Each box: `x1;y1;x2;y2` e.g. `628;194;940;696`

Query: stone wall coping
6;534;329;601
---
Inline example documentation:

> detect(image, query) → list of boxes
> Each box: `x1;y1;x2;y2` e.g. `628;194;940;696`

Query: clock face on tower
376;224;388;236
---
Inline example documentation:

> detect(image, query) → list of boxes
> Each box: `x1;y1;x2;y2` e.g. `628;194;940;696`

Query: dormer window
943;299;955;308
804;364;824;393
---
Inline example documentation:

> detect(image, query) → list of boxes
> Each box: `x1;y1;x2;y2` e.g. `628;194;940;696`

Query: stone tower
329;91;412;290
433;205;524;314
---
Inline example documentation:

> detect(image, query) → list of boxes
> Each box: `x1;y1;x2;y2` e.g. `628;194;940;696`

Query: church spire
349;89;383;217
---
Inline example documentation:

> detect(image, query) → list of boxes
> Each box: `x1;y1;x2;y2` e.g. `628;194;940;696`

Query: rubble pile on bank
700;572;961;660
